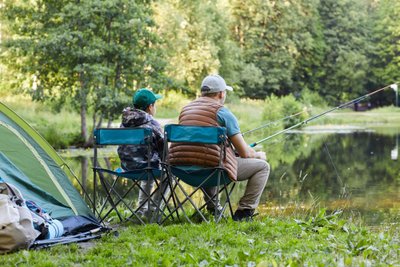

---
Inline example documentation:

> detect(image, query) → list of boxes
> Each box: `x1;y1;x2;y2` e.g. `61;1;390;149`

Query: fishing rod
249;83;396;147
242;109;309;136
30;227;108;249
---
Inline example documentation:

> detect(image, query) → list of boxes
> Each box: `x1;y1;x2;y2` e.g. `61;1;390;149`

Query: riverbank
2;95;400;149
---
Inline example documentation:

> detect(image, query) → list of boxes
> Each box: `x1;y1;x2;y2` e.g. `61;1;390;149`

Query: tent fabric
0;153;72;217
0;101;95;220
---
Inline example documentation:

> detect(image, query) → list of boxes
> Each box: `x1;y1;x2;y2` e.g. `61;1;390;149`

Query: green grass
2;211;399;266
309;106;400;127
156;90;190;119
227;98;265;134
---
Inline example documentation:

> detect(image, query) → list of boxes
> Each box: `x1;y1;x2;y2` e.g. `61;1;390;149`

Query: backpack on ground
26;200;64;240
0;180;40;254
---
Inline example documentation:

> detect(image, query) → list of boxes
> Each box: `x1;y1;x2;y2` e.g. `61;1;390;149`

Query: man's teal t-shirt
217;107;241;137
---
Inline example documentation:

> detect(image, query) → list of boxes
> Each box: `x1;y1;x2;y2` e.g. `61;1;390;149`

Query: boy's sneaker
206;204;224;216
232;209;255;222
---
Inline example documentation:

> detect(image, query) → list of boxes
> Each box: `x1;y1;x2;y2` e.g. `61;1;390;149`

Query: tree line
0;0;399;145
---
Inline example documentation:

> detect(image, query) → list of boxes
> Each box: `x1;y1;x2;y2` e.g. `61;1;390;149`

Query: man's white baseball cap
201;74;233;93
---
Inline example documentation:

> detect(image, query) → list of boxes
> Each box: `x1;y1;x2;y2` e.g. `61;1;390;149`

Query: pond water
61;128;400;225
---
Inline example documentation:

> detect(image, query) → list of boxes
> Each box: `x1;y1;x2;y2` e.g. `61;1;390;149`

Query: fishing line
247;129;293;150
249;83;396;147
242;109;309;136
323;143;343;187
322;136;351;200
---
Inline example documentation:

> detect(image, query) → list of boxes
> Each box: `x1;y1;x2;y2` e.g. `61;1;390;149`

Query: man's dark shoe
232;209;255;222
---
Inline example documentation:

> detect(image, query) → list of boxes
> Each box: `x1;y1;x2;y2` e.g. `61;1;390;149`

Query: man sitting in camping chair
169;75;270;221
117;88;164;217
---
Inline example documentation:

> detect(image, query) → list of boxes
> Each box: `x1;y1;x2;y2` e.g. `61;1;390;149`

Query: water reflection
259;130;400;224
61;130;400;225
391;134;398;160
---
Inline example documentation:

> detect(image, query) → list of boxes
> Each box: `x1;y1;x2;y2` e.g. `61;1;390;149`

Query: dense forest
0;0;399;144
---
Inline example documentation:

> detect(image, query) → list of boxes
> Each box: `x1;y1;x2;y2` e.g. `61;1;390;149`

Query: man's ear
217;91;224;99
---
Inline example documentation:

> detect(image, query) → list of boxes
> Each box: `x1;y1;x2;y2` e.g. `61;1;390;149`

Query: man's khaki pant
204;157;270;210
236;157;270;210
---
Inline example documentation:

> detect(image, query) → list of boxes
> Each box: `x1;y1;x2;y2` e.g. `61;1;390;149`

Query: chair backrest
94;128;152;146
164;124;227;145
163;125;232;188
93;127;154;171
163;124;229;175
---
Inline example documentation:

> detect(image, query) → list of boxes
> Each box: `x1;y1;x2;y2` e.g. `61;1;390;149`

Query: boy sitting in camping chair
117;88;164;218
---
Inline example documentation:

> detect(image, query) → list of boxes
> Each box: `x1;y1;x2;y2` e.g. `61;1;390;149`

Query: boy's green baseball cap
132;88;162;109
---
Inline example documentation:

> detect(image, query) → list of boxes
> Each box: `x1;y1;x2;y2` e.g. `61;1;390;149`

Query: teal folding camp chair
93;128;169;224
161;124;236;223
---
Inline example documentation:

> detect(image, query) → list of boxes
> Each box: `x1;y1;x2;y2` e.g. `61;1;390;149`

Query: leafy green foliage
156;90;190;119
230;0;325;99
317;0;373;104
369;0;400;106
262;94;309;135
153;0;237;96
1;0;166;144
299;88;328;109
1;0;399;147
295;209;346;232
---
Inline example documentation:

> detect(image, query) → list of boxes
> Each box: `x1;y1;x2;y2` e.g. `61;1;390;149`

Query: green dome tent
0;101;97;222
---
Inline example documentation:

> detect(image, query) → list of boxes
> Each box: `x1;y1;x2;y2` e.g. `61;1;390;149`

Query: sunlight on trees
1;0;399;139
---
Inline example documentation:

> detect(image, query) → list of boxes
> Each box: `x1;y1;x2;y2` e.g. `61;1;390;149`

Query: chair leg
91;170;106;220
99;174;147;224
160;176;185;224
161;177;209;224
116;172;172;224
226;183;236;218
216;175;221;222
153;175;179;224
159;169;234;224
163;179;195;223
197;181;236;222
97;172;123;222
102;180;139;222
216;182;236;222
159;177;181;224
98;174;121;217
127;180;164;223
148;175;176;223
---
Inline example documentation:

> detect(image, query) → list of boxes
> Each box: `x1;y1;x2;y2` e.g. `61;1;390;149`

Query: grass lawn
2;211;399;266
308;106;400;128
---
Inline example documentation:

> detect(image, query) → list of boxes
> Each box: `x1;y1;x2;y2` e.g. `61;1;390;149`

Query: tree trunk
80;99;88;146
81;156;88;191
79;73;90;147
